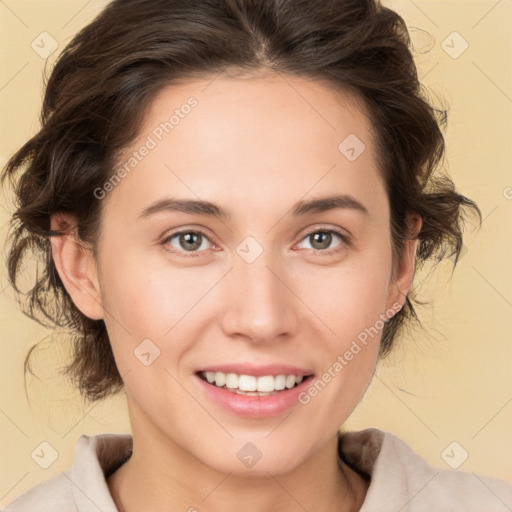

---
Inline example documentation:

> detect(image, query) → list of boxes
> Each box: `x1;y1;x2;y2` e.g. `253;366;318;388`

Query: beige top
3;428;512;511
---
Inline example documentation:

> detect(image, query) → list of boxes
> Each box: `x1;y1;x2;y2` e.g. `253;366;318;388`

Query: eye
162;227;350;258
296;228;349;255
163;230;214;256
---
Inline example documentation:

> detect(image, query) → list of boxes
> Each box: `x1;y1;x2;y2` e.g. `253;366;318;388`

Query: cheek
296;257;391;338
302;266;389;400
97;249;216;359
302;281;386;390
291;251;392;406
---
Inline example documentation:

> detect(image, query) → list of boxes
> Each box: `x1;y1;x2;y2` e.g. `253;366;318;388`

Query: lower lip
194;374;314;419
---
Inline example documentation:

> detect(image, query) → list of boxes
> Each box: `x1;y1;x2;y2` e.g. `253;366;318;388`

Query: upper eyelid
296;225;348;242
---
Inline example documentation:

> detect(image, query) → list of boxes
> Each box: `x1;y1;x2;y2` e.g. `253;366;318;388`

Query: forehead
145;72;375;156
104;72;387;226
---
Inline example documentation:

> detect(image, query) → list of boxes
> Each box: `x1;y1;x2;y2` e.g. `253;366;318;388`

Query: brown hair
2;0;481;402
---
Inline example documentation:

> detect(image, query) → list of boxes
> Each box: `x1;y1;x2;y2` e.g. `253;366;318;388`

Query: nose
219;249;299;345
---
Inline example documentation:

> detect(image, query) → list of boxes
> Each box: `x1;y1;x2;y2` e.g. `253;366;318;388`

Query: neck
107;402;369;512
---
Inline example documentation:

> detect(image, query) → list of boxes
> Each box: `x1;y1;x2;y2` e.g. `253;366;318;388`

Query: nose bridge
219;244;297;343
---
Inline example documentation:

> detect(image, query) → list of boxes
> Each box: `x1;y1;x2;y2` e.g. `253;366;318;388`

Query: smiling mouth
196;371;314;396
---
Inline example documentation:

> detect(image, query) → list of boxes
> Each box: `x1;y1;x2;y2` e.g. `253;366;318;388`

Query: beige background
1;0;511;506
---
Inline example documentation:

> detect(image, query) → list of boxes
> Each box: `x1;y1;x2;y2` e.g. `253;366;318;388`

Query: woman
2;0;511;510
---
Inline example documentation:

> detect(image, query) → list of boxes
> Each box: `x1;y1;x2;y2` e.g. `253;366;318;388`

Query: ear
50;213;104;320
386;212;422;313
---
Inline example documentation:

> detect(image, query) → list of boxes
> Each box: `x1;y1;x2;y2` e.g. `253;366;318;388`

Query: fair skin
51;72;421;512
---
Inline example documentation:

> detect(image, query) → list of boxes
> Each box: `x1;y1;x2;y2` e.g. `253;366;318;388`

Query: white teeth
274;375;286;390
214;371;226;387
285;375;296;389
256;375;275;392
201;371;308;393
225;373;238;389
238;375;257;391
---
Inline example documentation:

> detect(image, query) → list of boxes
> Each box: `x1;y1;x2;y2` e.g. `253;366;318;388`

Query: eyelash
161;226;350;258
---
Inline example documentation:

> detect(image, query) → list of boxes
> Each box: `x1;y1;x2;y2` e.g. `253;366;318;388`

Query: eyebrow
138;194;370;220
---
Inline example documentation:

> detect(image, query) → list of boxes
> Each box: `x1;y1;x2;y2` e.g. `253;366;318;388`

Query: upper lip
196;363;314;377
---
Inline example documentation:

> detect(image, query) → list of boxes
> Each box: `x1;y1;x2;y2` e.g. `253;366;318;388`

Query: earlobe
50;213;104;320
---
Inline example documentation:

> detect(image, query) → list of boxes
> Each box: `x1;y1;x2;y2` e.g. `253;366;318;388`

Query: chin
194;440;307;478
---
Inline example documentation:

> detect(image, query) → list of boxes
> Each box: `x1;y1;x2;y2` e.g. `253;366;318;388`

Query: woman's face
82;73;417;474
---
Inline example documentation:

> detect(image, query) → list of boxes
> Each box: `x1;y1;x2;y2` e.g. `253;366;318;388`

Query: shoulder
2;432;132;512
339;427;512;511
2;469;76;512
